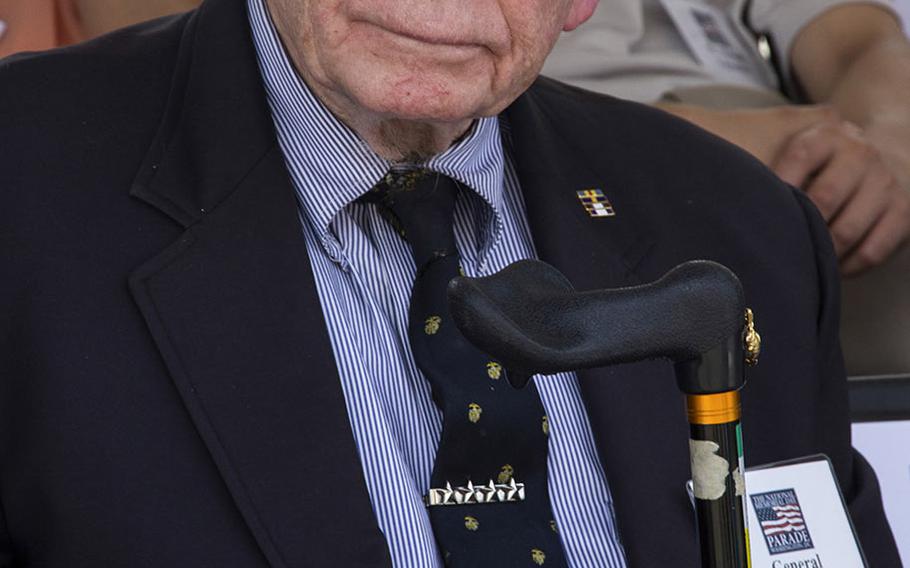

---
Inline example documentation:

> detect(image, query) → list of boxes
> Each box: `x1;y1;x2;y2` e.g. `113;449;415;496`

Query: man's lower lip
395;33;475;49
364;22;481;50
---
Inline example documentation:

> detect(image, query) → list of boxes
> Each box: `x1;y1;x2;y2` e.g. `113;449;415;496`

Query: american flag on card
750;489;815;554
758;503;805;535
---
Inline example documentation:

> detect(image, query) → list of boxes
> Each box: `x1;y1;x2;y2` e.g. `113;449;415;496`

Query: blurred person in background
0;0;200;58
545;1;910;374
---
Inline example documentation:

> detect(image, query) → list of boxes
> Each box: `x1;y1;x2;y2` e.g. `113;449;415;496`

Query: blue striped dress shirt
247;1;628;566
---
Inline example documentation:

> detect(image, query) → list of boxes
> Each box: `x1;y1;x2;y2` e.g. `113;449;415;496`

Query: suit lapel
506;83;699;566
128;1;388;566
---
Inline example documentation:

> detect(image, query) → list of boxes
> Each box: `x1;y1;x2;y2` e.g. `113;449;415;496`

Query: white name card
687;455;866;567
745;456;866;568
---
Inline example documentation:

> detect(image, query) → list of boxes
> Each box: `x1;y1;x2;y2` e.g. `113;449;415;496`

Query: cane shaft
687;392;750;568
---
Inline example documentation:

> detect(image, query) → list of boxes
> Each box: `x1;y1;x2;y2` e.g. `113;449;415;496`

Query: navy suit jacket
0;0;899;565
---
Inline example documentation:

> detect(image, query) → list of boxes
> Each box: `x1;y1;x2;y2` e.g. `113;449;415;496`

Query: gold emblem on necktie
486;361;502;380
424;315;442;335
383;169;429;192
464;516;479;531
468;403;482;423
497;464;514;484
541;415;549;435
531;548;546;565
576;189;615;218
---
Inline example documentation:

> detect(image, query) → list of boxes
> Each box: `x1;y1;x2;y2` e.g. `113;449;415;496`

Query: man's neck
310;84;475;163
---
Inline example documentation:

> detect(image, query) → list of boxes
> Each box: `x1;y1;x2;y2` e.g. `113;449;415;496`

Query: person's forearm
654;102;834;165
791;5;910;181
828;39;910;183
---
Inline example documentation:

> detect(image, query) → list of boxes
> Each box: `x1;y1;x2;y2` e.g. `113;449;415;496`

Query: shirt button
322;240;350;271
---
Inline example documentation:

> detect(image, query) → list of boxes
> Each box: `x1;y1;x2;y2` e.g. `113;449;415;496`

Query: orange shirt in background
0;0;85;58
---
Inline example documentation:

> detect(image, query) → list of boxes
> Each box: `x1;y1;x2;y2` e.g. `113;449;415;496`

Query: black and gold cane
447;260;760;568
678;307;760;568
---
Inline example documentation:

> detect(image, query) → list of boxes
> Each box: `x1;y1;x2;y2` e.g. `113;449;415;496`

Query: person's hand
772;118;910;275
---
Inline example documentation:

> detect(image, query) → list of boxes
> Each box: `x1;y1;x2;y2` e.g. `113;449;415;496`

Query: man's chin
353;87;494;125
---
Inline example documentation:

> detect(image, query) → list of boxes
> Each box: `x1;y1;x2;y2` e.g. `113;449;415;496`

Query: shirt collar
246;0;505;256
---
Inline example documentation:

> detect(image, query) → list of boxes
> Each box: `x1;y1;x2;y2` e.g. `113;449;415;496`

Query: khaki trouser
841;244;910;376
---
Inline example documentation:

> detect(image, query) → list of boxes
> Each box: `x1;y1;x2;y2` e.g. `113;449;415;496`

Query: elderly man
0;0;899;567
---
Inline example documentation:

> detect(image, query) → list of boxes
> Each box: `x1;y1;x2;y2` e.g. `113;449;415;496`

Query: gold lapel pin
577;189;615;218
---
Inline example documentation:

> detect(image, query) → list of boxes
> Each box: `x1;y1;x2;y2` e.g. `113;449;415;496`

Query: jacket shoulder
0;12;190;96
528;75;769;174
0;12;191;155
0;13;194;269
528;75;799;210
521;75;831;330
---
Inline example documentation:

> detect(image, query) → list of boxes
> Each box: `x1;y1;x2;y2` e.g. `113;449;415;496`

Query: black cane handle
447;259;746;394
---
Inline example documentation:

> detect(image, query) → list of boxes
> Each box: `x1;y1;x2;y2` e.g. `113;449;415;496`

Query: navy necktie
367;169;567;567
